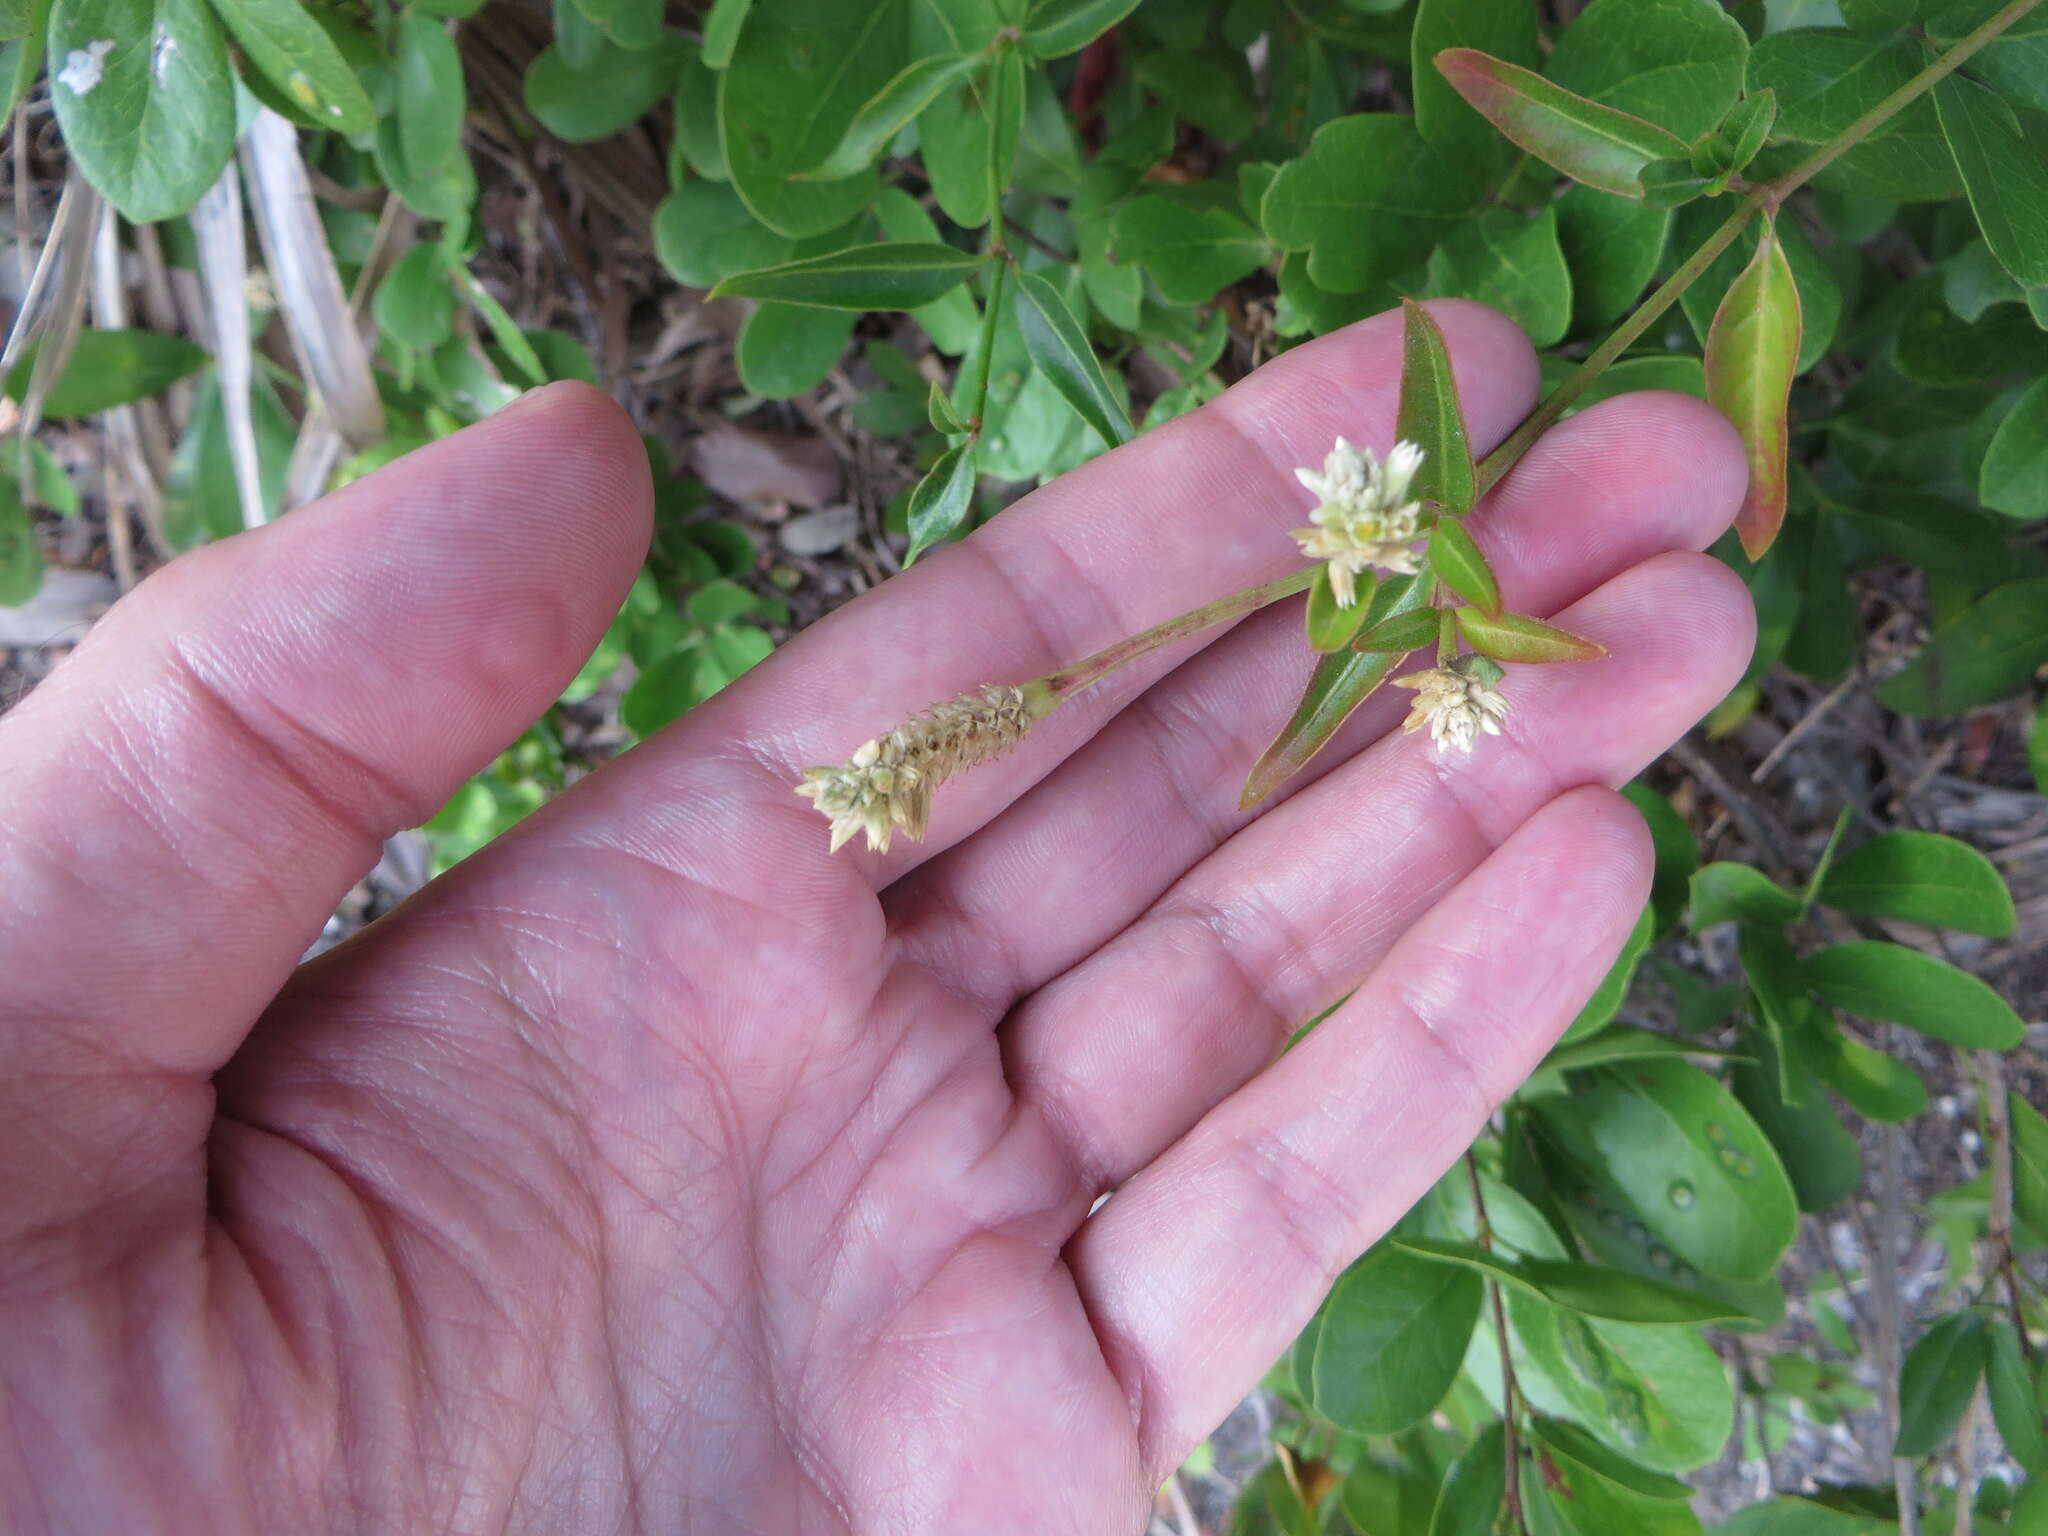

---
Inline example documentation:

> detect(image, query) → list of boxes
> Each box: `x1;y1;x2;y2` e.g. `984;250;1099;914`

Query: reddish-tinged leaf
1456;607;1606;663
1397;298;1476;514
1704;211;1803;559
1433;48;1689;200
1429;517;1500;617
1353;607;1440;653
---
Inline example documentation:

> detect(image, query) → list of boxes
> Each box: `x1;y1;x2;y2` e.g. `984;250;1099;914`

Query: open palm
0;302;1752;1534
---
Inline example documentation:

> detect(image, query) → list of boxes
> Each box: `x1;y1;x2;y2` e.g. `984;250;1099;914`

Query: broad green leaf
2;0;48;117
372;107;475;224
734;300;855;397
1411;0;1537;154
396;12;463;180
1431;47;1687;198
700;0;748;67
1427;1420;1506;1536
1842;0;1928;29
1393;1236;1750;1325
1308;1242;1482;1434
1829;486;2014;587
204;0;371;131
1716;1498;1895;1535
905;442;978;563
1544;0;1748;141
1816;830;2015;937
653;176;794;288
1305;569;1371;652
1547;354;1706;415
1455;607;1604;662
1528;1418;1695;1503
1927;0;2048;115
718;0;903;236
1109;197;1268;306
1879;577;2048;716
1982;374;2048;521
672;44;727;180
1559;902;1653;1045
1690;863;1803;929
1013;268;1133;448
1431;523;1500;617
712;241;982;310
800;50;980;180
2016;1093;2048;1240
1022;0;1137;60
49;0;235;221
873;188;979;355
6;328;210;418
1803;941;2025;1049
374;245;456;351
1260;113;1488;295
1733;1024;1863;1213
1895;1312;1990;1457
1229;1461;1320;1536
1795;1013;1929;1123
1547;1025;1747;1074
1705;211;1802;560
571;0;660;50
525;32;690;143
1131;43;1256;143
1556;185;1669;334
1531;1424;1709;1536
1243;577;1432;805
1989;1320;2048;1472
1353;606;1440;654
1934;74;2048;294
1396;299;1476;514
912;1;1013;229
1624;783;1698;935
1423;205;1572;350
1748;27;1961;202
1531;1060;1797;1282
0;469;38;605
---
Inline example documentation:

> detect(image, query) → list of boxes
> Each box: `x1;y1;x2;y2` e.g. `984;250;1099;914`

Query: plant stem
964;257;1006;435
1034;569;1317;708
1467;1155;1528;1536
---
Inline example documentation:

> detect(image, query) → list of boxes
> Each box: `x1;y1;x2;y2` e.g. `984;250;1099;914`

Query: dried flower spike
1290;437;1426;606
795;683;1040;853
1391;658;1510;756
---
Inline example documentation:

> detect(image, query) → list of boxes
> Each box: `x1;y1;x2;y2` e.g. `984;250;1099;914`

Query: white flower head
56;38;114;96
1391;659;1510;756
1290;437;1427;606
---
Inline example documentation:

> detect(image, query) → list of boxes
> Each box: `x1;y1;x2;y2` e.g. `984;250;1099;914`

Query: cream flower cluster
1290;437;1426;606
1391;663;1511;755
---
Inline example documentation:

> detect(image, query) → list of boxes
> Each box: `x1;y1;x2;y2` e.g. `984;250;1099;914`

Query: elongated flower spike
795;683;1041;853
1290;437;1427;606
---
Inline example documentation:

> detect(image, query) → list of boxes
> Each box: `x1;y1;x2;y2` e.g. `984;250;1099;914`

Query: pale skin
0;301;1754;1534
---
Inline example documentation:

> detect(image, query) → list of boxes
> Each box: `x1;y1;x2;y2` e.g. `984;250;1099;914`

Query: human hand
0;302;1752;1534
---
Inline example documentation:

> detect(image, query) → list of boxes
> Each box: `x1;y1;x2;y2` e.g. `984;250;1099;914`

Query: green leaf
1260;113;1488;295
1816;830;2015;937
1559;902;1653;1045
718;0;902;236
1935;74;2048;296
1804;941;2024;1049
1428;1421;1506;1536
1394;1236;1751;1325
734;300;855;397
653;176;794;289
1679;205;1842;377
1242;575;1432;806
1624;783;1698;935
1879;577;2048;716
799;50;980;181
1396;298;1477;514
453;268;545;386
1353;606;1441;654
1455;607;1604;662
1705;211;1802;560
1305;569;1372;652
1556;185;1670;334
1715;1497;1895;1535
905;441;978;562
1547;1024;1747;1074
1109;196;1268;306
2015;1094;2048;1240
0;467;39;605
1796;1012;1929;1123
1527;1418;1695;1503
1423;205;1573;351
49;0;235;221
1732;1024;1863;1213
374;245;456;351
1431;47;1688;198
1989;1320;2048;1472
1700;89;1776;182
1740;925;1811;1108
1530;1060;1797;1282
1411;0;1537;154
928;380;965;435
911;1;1013;229
1895;1312;1991;1458
1982;374;2048;521
1012;268;1133;448
570;0;661;50
1689;861;1801;929
1307;1242;1482;1434
699;0;748;68
1528;1420;1710;1535
1430;523;1500;618
1022;0;1137;60
396;11;464;180
872;187;980;355
1748;27;1961;202
6;328;210;418
1928;0;2048;115
1637;157;1714;208
203;0;371;131
712;241;981;310
1544;0;1749;142
525;31;689;143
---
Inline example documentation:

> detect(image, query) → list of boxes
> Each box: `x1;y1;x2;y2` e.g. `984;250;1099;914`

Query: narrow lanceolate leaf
1013;269;1133;448
1455;607;1604;663
1242;575;1432;807
1390;1237;1750;1326
1803;941;2025;1051
1988;1321;2048;1474
904;441;978;563
1429;520;1500;617
1023;0;1140;61
203;0;373;132
1306;569;1373;652
797;52;981;181
699;0;749;68
1704;211;1802;560
1432;48;1689;200
1895;1312;1990;1458
1353;607;1441;654
1816;830;2016;939
711;242;983;310
927;380;965;435
1396;298;1475;514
